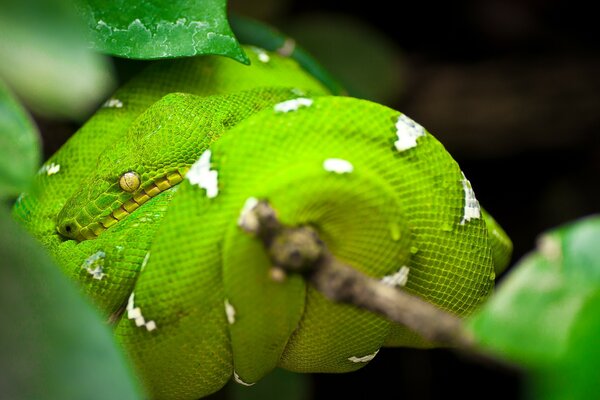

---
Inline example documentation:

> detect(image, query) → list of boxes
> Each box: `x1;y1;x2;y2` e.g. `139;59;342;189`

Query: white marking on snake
274;98;313;113
145;321;157;331
141;252;150;271
394;114;425;151
237;197;259;231
15;192;26;206
102;98;123;108
537;234;562;263
291;88;306;96
224;299;236;325
348;350;379;363
39;162;61;176
233;371;255;386
81;250;105;280
460;173;481;224
323;158;354;174
250;46;270;63
187;150;219;198
126;292;157;331
381;266;410;287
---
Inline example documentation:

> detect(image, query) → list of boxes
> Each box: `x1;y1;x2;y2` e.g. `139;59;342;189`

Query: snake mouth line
75;168;189;241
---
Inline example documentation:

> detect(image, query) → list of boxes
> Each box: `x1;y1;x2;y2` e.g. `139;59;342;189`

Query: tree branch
239;200;475;349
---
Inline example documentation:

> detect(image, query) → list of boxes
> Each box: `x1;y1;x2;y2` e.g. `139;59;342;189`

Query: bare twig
240;200;475;349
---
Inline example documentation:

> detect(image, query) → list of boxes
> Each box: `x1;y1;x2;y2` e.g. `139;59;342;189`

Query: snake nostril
57;221;76;239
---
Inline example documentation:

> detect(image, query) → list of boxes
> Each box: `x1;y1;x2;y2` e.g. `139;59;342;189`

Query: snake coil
13;47;511;400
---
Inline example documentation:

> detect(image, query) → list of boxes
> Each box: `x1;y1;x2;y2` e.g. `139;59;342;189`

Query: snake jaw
56;168;189;242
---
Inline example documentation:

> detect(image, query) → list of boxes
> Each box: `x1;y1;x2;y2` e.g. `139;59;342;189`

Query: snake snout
56;219;82;241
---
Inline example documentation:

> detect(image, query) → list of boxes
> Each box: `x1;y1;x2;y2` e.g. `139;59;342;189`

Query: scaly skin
13;47;512;400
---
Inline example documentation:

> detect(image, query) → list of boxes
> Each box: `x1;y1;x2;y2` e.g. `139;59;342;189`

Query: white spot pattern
348;350;379;363
187;150;218;198
39;162;61;176
323;158;354;174
233;371;255;386
250;46;270;63
224;299;236;325
394;114;425;151
103;98;123;108
141;252;150;271
274;98;313;113
126;292;157;331
460;173;481;224
81;250;105;280
381;266;410;287
237;197;259;231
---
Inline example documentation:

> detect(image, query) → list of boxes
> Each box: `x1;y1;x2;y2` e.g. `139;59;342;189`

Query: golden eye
119;171;141;192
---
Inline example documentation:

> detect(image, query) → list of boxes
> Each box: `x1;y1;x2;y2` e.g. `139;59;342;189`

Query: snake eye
119;171;141;192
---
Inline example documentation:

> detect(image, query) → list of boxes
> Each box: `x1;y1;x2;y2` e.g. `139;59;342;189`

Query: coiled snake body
13;46;511;399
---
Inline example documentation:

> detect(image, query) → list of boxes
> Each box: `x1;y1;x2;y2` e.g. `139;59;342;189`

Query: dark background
37;1;599;399
228;0;599;399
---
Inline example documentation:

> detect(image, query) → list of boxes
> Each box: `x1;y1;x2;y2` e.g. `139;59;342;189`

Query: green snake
12;46;512;399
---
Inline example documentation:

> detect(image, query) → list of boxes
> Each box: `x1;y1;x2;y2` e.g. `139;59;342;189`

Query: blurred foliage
0;80;41;199
76;0;248;63
283;13;404;105
0;56;141;397
0;0;114;119
469;215;600;399
0;207;142;399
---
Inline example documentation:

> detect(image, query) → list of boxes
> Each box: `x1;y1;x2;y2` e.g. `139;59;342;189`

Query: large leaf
0;0;114;118
77;0;248;63
469;215;600;398
0;209;142;399
0;80;41;199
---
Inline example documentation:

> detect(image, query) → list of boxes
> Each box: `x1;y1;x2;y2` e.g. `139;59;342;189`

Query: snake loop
12;46;511;400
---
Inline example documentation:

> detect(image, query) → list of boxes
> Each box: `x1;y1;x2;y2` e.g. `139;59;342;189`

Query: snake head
56;93;201;241
55;88;311;241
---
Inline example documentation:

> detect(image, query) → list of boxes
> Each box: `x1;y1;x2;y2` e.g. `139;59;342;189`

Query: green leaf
469;215;600;399
0;0;114;118
0;81;41;199
77;0;249;63
531;290;600;400
0;209;143;399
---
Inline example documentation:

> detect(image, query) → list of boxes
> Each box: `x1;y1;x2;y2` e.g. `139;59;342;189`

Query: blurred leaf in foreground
0;0;114;118
0;209;142;399
0;80;41;199
77;0;248;63
469;215;600;399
